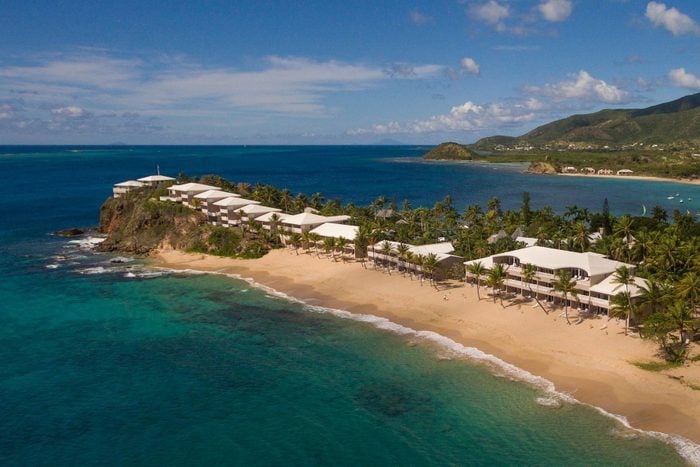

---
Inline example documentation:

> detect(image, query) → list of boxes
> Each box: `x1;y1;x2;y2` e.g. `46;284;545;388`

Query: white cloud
0;54;444;117
668;68;700;89
470;1;510;26
528;70;629;103
538;0;573;22
460;57;481;76
409;11;433;25
348;98;541;135
645;1;700;36
50;106;85;117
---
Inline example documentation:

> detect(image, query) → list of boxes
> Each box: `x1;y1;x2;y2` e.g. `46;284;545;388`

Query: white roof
137;175;175;182
590;275;646;298
515;236;538;247
236;204;281;215
255;211;290;223
193;189;239;200
309;223;359;241
168;182;219;193
373;241;454;256
464;246;633;277
282;212;351;226
114;180;144;187
213;197;260;208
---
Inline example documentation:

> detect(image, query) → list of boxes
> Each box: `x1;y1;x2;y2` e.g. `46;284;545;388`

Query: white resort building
112;180;145;198
212;197;261;226
465;246;645;314
137;174;176;186
166;183;220;207
369;241;463;279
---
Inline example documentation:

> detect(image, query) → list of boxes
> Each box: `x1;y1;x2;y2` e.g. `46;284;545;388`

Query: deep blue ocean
1;146;699;466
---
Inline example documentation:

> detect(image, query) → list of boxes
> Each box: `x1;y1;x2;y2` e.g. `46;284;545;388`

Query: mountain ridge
470;92;700;151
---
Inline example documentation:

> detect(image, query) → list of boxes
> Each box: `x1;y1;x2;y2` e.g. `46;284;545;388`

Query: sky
0;0;699;145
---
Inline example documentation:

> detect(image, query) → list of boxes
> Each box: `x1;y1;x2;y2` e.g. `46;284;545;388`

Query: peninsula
99;172;700;454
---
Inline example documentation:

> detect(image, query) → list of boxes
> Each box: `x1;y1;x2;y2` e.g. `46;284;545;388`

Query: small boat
666;196;674;200
679;199;684;203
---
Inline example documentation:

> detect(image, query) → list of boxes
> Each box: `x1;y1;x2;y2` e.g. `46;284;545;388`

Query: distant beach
153;248;700;452
557;172;700;186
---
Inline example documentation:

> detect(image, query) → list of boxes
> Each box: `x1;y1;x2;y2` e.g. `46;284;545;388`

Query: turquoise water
1;146;698;465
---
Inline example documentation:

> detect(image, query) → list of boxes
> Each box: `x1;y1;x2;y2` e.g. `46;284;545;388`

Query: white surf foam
150;266;700;466
66;236;106;249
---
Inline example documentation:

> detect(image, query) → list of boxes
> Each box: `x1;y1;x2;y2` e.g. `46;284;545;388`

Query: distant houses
557;166;634;176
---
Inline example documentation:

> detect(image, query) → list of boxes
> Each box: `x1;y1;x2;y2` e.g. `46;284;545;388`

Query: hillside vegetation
422;142;476;160
471;92;700;151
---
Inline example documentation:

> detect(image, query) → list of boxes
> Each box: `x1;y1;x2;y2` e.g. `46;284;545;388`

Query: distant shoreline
555;172;700;186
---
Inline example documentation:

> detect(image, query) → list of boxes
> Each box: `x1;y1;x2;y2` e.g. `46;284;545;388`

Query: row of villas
113;174;463;278
114;175;640;312
464;246;645;314
561;166;634;176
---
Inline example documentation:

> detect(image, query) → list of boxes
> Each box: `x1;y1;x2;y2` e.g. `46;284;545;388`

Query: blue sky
1;0;699;144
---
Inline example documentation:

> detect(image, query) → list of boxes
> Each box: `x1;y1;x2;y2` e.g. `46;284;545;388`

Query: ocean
1;145;698;466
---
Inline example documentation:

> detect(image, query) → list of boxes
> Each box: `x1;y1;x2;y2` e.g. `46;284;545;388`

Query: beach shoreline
556;172;700;186
150;247;700;454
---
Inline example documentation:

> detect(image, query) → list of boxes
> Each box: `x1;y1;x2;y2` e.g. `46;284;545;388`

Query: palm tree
611;266;635;335
422;253;439;289
521;263;547;314
637;278;670;316
396;243;410;275
404;251;415;279
486;263;507;306
308;232;322;256
676;271;700;313
613;215;634;262
467;261;486;300
610;291;633;331
553;270;578;325
667;301;696;345
300;231;312;254
289;232;302;255
380;240;394;274
572;221;590;253
323;237;336;260
335;237;349;261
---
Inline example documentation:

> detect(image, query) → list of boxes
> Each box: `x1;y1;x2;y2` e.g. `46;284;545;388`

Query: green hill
422;142;476;160
471;92;700;150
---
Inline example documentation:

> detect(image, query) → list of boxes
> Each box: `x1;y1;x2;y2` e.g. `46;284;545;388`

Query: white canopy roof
137;175;175;182
309;223;359;241
193;189;239;200
114;180;144;187
236;204;281;215
515;236;538;247
213;197;260;208
590;275;646;298
464;246;633;277
372;241;455;256
169;182;219;193
282;212;350;226
255;211;290;223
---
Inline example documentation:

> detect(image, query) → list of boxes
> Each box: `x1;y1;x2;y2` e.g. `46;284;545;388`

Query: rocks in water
526;161;557;174
53;227;89;237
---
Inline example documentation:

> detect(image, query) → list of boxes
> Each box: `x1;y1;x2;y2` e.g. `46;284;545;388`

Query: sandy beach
558;172;700;186
152;248;700;448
